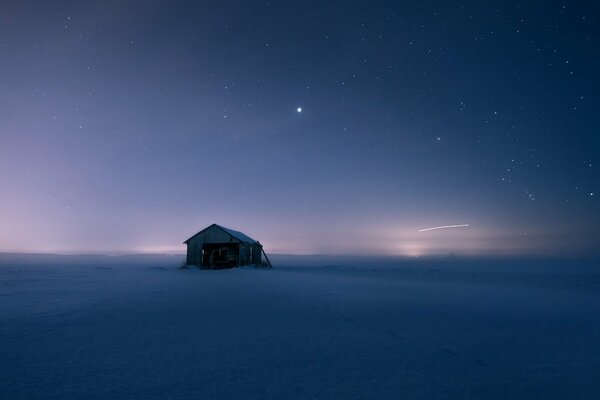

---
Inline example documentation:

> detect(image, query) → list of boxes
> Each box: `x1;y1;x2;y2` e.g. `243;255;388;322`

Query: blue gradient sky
0;1;598;255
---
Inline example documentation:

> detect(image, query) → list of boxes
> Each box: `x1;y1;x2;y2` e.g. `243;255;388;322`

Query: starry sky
0;1;598;256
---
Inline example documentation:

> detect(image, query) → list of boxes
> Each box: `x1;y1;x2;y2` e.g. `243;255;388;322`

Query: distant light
297;107;302;113
418;224;470;232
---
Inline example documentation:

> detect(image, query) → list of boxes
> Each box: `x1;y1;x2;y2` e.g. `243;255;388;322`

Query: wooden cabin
183;224;271;269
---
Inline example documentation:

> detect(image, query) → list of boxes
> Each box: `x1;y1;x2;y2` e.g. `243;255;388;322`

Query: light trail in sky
418;224;470;232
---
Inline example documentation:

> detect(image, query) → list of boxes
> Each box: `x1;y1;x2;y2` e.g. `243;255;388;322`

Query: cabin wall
186;241;203;265
186;225;241;266
251;244;262;264
239;243;250;265
185;225;264;267
237;243;263;265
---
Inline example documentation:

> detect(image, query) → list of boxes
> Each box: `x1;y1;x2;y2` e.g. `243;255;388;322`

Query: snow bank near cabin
1;254;599;399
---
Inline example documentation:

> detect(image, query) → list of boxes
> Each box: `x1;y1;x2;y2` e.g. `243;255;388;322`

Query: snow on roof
183;223;259;244
217;225;258;244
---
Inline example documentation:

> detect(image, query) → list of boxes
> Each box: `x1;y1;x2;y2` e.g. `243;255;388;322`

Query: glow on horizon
418;224;470;232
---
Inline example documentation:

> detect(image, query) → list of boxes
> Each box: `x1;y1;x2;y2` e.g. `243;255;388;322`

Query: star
297;107;302;113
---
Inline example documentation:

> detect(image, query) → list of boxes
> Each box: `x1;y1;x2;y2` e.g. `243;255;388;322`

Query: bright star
297;107;302;113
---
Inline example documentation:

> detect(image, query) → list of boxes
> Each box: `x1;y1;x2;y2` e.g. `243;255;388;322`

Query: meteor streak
418;224;470;232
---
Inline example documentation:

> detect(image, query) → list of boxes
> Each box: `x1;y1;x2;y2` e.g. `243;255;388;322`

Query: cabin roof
183;223;259;244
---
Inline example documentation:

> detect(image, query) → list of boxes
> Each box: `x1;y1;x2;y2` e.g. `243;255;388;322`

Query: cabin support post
259;243;272;268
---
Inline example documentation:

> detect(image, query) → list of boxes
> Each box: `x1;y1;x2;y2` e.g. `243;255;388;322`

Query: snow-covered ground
1;254;599;399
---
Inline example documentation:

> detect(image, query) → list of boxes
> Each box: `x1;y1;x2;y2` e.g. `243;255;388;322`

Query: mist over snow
1;253;599;399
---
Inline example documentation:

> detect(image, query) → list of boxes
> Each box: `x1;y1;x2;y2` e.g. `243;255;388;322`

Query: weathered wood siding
186;225;241;265
251;244;262;264
186;242;202;266
239;243;250;265
185;224;265;267
235;243;263;265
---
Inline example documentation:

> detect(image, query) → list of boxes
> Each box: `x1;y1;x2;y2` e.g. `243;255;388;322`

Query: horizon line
0;251;598;260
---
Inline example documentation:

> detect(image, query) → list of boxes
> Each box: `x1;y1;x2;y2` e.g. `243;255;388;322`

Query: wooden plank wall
187;225;240;265
186;225;263;266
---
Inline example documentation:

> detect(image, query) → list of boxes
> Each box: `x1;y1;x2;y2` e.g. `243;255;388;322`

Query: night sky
0;1;598;256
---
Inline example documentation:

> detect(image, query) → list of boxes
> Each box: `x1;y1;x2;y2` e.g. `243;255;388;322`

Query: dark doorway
201;243;240;269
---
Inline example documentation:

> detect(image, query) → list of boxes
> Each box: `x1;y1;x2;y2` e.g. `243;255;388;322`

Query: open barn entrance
201;243;239;269
184;224;271;268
